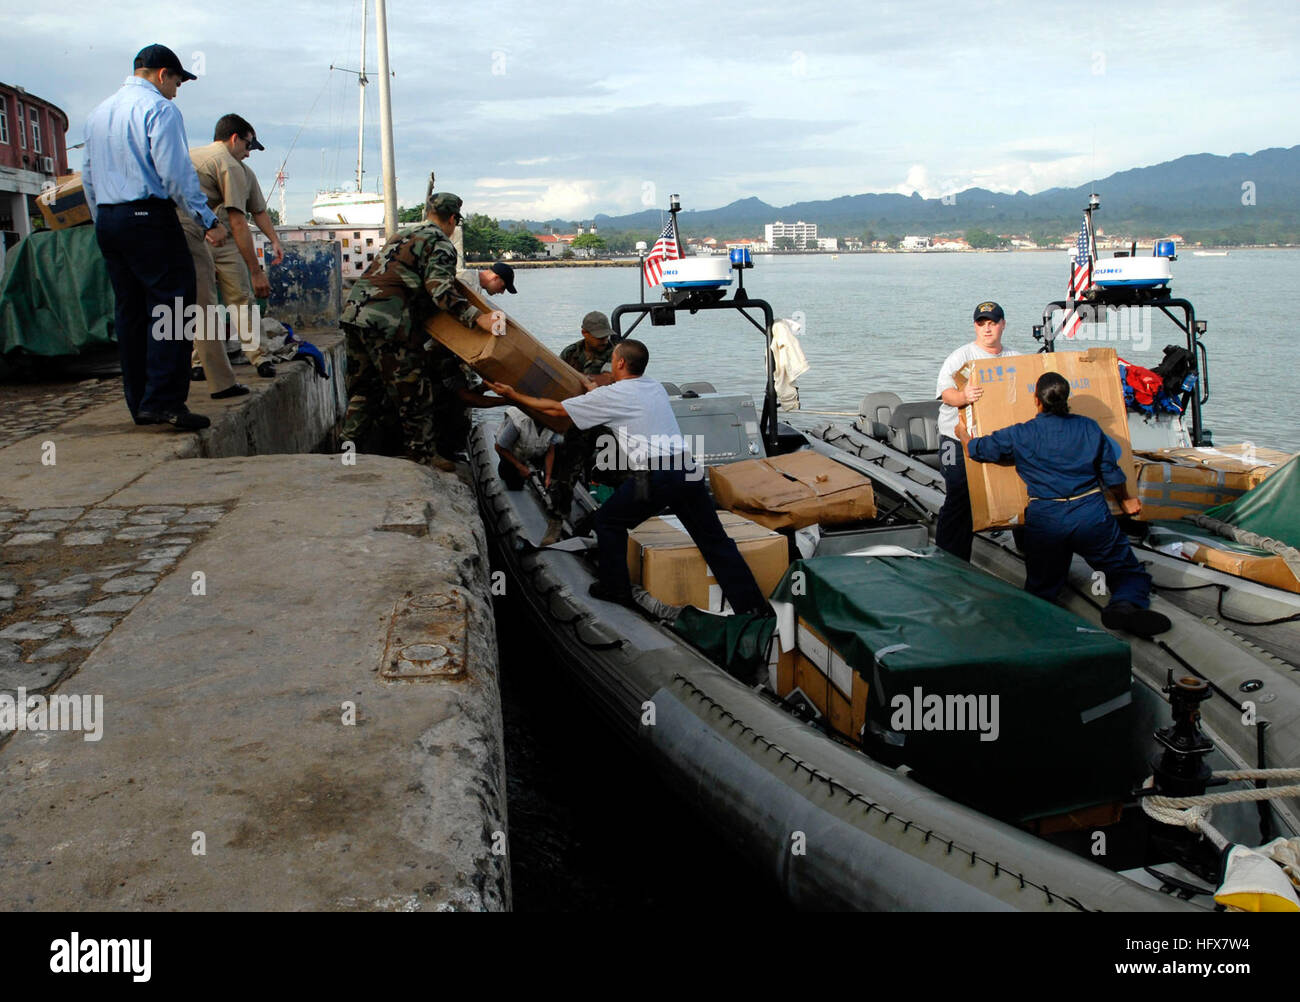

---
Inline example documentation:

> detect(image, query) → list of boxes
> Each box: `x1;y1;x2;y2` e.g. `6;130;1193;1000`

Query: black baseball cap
133;44;197;82
246;133;265;151
973;301;1005;323
490;261;517;294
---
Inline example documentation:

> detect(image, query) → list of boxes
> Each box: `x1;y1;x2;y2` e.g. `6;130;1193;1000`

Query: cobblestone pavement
0;502;229;741
0;378;124;450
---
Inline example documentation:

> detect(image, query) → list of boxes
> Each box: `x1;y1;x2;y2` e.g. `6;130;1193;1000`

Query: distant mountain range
512;145;1300;240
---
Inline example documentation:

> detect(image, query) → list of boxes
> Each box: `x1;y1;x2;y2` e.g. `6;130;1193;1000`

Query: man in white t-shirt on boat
485;338;769;614
935;301;1010;561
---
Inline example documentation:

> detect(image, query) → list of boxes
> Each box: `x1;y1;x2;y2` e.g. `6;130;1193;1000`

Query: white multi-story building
815;237;838;252
764;220;818;249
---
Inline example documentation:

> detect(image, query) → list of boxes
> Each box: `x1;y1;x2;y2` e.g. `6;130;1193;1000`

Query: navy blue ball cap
973;300;1005;323
134;44;197;82
490;261;517;294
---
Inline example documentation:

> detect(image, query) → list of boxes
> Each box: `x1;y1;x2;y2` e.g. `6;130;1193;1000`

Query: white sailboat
312;0;387;226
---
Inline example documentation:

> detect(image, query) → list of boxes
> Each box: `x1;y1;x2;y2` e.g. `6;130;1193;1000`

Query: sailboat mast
356;0;368;194
375;0;398;237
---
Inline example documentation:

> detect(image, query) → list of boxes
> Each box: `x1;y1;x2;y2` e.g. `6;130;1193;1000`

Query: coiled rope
1141;768;1300;850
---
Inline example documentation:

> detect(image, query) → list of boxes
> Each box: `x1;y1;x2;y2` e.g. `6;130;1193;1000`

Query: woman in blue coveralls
955;371;1172;639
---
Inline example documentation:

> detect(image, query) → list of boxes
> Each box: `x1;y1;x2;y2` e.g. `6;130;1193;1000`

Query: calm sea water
495;249;1298;908
505;250;1300;452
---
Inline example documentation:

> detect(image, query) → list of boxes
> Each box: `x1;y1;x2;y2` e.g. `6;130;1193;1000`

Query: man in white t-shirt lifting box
485;338;768;613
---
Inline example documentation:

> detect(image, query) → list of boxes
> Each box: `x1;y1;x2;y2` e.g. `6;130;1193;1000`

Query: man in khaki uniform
177;120;253;398
204;117;285;374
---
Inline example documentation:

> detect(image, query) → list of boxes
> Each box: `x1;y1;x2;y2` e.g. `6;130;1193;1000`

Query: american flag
642;218;681;287
1060;214;1095;339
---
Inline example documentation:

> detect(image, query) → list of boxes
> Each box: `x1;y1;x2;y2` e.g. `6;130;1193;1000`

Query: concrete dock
0;336;510;910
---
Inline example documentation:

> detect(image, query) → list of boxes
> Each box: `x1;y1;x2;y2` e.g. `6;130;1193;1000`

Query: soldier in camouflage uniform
551;310;621;512
339;191;501;469
559;310;617;379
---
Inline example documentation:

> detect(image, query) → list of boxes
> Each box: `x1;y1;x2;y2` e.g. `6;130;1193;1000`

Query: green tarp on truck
0;226;115;357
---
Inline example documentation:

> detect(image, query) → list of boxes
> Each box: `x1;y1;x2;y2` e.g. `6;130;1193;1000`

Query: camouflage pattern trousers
342;321;474;463
341;320;441;462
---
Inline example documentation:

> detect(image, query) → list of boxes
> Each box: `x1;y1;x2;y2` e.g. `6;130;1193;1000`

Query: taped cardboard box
36;173;91;231
627;512;789;612
423;281;585;431
1180;541;1300;594
707;451;876;530
1132;444;1294;521
957;348;1136;531
773;619;870;742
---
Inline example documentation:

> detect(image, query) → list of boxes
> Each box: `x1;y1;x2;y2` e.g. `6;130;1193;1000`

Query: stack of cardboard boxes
1132;444;1293;521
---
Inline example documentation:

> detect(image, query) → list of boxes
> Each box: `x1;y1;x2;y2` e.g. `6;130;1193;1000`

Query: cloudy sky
8;0;1297;224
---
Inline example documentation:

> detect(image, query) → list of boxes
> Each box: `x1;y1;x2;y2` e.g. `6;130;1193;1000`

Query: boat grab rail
671;672;1088;911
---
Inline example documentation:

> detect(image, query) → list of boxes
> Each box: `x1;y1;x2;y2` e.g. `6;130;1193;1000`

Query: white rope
1140;771;1300;852
1148;784;1300;810
1140;777;1229;850
1213;767;1300;782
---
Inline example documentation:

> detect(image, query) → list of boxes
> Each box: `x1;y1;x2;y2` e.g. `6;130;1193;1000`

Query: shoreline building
0;82;71;243
764;220;817;249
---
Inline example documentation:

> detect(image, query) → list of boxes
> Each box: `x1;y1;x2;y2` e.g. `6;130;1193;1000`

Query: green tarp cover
1202;453;1300;550
770;549;1137;822
0;226;115;357
671;607;776;684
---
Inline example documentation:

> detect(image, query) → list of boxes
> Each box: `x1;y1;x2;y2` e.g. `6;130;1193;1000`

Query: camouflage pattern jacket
560;339;614;376
340;223;480;344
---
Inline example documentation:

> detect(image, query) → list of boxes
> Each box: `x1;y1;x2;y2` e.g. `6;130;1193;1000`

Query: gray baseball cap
582;310;613;339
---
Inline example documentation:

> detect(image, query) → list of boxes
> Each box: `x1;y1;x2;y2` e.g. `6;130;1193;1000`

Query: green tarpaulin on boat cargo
1202;453;1300;550
0;226;115;357
672;607;776;684
768;548;1137;822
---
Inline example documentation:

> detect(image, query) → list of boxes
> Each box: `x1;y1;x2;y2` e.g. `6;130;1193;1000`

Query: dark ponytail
1036;371;1070;416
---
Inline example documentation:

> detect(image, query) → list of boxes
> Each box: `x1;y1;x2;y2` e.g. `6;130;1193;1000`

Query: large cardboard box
423;281;586;431
627;511;789;611
707;451;876;530
958;348;1136;531
1132;444;1293;521
36;173;91;230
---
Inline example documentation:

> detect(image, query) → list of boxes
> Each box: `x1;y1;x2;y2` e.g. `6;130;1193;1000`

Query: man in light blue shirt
82;44;229;430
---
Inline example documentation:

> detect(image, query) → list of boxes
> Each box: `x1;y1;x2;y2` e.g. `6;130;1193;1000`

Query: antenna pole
356;0;368;194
